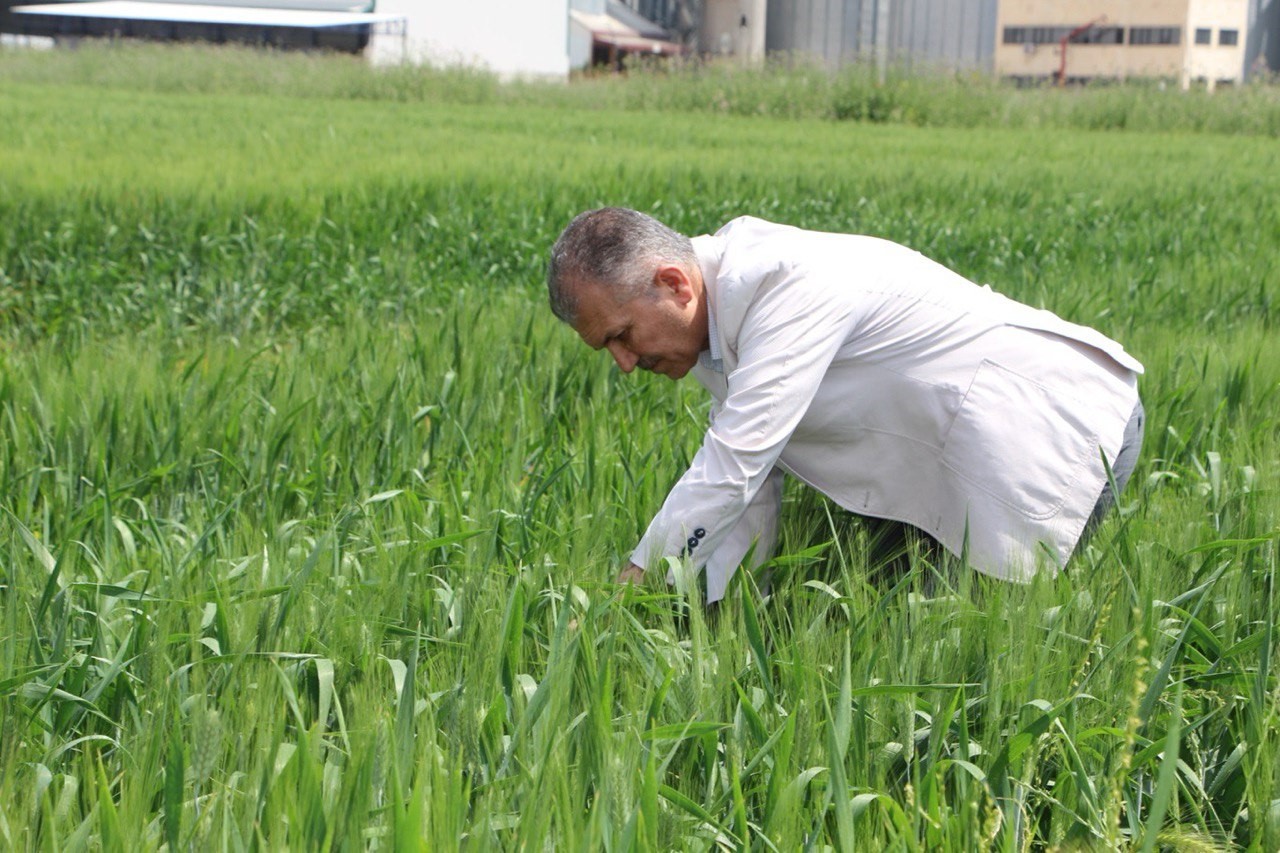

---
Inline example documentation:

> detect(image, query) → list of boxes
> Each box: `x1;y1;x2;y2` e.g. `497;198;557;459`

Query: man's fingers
616;564;646;585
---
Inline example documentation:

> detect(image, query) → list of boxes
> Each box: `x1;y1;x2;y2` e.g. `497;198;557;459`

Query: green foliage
4;41;1280;135
0;45;1276;849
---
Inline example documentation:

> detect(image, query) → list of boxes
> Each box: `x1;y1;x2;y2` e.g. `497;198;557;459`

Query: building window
1075;27;1124;45
1003;27;1057;45
1195;28;1211;45
1004;25;1123;45
1219;29;1239;46
1130;27;1181;45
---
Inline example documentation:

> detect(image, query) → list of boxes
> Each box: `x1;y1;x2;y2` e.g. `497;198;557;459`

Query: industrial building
995;0;1263;88
637;0;1276;82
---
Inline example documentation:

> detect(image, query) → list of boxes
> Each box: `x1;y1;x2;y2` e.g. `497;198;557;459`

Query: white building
368;0;570;78
2;0;576;79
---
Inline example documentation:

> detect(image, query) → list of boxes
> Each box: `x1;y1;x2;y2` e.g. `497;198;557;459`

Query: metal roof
12;1;404;30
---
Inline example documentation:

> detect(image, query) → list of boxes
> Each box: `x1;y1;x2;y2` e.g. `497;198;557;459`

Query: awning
571;9;683;56
12;2;405;31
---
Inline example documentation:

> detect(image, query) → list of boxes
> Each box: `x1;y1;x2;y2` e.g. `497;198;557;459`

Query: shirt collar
699;308;724;373
693;234;725;374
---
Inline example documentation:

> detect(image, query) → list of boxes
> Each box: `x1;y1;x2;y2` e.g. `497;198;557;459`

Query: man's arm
694;464;783;601
616;465;783;599
629;267;856;597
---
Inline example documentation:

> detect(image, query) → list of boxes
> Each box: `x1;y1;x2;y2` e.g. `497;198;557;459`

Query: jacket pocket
940;360;1096;520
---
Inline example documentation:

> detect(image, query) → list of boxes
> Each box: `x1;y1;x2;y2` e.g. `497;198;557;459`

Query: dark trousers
1083;398;1145;537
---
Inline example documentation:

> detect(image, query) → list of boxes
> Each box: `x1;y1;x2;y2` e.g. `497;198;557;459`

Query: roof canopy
571;9;683;57
12;1;404;31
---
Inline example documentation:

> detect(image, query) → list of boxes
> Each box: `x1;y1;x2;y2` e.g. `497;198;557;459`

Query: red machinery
1058;15;1108;86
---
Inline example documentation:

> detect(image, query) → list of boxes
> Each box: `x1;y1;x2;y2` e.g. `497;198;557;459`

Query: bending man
547;208;1144;603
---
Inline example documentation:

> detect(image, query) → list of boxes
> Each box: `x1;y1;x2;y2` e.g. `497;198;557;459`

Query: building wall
887;0;998;69
569;19;593;69
568;0;601;70
763;0;996;72
1185;0;1249;84
994;0;1249;84
368;0;570;78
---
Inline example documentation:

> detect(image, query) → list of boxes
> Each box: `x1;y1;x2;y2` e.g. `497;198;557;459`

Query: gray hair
547;207;697;324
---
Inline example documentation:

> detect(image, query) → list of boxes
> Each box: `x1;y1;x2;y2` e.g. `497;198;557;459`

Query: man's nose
606;341;638;373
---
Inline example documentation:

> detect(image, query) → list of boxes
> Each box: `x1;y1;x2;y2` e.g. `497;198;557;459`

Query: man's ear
654;264;694;306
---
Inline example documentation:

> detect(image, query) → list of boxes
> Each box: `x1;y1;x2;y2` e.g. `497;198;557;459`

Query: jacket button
694;528;706;538
687;537;699;550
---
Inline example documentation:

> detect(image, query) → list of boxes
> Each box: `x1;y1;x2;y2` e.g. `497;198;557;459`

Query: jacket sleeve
676;465;783;603
629;266;854;596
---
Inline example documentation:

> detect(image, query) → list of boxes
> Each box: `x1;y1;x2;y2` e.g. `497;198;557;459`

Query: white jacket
630;217;1143;602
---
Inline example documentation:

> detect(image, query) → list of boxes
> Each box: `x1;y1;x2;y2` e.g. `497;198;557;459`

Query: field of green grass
1;44;1277;849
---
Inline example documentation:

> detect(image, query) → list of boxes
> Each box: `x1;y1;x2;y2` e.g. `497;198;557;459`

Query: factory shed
10;0;404;52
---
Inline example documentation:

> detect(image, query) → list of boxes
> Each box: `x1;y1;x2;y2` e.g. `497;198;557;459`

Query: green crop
0;44;1276;849
4;40;1280;135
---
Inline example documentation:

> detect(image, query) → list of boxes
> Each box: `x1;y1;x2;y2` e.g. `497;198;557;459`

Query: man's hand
615;563;646;586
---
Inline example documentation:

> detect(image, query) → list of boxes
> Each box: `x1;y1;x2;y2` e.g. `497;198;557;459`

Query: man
547;207;1144;603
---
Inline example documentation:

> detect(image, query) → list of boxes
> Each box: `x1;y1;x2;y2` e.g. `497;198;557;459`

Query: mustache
637;357;659;371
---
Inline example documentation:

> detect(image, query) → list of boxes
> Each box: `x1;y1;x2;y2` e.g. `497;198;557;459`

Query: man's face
571;266;707;380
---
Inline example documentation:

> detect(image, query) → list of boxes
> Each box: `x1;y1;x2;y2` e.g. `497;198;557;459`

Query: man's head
548;207;708;380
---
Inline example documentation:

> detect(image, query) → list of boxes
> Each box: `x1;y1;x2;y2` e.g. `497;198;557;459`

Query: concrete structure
702;0;766;63
995;0;1254;87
